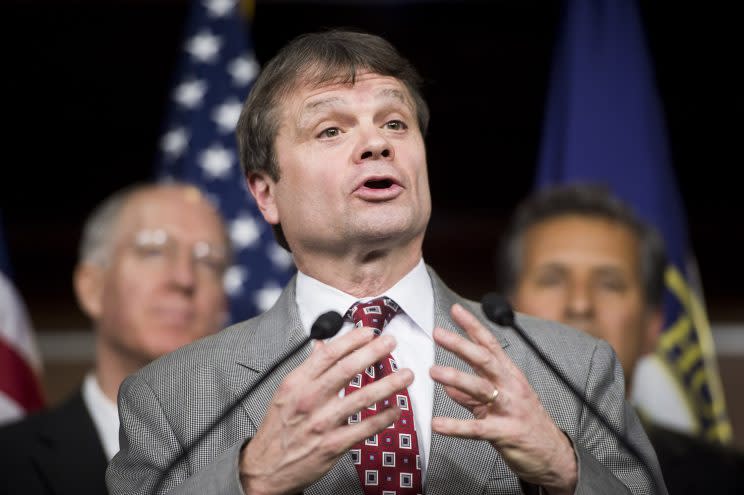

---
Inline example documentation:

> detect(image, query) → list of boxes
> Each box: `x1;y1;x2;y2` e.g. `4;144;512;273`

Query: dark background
2;0;742;330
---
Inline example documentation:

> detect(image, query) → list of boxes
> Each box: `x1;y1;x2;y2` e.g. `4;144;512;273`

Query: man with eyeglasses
0;182;230;495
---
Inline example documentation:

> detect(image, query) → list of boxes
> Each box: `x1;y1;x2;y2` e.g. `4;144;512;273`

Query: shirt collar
81;372;120;460
296;258;434;337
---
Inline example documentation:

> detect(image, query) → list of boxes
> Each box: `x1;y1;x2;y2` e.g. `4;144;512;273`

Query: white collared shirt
82;372;120;461
296;259;435;479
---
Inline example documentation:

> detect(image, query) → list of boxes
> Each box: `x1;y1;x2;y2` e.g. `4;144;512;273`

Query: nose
355;127;394;163
168;249;196;295
563;281;594;321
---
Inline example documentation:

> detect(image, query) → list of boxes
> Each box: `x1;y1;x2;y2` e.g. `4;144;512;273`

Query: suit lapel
233;277;362;494
425;269;512;495
31;392;109;495
230;270;515;495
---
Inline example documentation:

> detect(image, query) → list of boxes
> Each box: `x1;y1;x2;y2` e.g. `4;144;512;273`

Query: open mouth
364;178;395;189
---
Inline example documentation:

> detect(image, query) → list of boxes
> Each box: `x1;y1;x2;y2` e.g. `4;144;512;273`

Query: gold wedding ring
486;388;499;406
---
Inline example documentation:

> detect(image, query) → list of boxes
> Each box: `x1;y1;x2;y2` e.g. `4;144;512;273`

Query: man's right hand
239;327;413;495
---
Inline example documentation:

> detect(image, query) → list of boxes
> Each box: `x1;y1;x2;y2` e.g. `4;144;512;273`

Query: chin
146;330;198;356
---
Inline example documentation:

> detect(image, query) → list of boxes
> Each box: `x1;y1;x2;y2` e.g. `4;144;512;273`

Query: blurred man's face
511;215;661;389
79;187;228;366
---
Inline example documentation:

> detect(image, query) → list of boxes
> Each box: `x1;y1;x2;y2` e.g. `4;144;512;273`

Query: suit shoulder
132;316;262;383
647;422;744;491
0;391;87;453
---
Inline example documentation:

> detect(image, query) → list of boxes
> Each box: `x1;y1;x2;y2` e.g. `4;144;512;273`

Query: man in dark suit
0;183;230;495
498;182;744;494
108;30;666;494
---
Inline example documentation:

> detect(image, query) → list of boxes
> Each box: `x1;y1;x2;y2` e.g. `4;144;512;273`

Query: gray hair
496;183;667;308
78;185;140;265
78;182;231;267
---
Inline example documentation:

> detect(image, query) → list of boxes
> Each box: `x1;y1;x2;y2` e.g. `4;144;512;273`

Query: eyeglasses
132;228;228;277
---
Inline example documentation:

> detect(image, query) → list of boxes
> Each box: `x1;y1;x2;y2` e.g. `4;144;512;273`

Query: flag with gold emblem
535;0;730;442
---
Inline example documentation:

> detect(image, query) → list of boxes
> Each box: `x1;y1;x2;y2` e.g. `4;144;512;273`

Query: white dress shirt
82;372;120;460
296;259;436;480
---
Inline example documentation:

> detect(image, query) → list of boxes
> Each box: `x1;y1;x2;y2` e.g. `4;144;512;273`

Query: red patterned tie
344;297;423;495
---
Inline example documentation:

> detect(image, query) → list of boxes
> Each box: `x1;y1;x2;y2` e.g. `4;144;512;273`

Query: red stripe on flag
0;335;44;411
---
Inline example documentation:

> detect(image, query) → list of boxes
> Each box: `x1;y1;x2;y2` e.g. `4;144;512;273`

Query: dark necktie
344;297;423;495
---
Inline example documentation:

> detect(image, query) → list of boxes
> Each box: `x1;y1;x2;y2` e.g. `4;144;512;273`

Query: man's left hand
430;303;577;495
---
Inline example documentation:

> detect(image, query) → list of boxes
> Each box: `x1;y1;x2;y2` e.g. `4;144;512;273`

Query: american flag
157;0;295;324
0;213;44;425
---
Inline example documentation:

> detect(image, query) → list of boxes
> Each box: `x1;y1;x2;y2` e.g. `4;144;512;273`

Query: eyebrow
297;88;411;128
298;96;345;128
377;88;408;105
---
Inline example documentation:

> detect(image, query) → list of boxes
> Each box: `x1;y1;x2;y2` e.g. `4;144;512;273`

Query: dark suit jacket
644;420;744;494
0;389;109;495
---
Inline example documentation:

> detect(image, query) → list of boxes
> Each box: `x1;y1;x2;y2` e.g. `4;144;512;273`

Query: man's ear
246;172;279;225
74;262;104;320
643;307;664;355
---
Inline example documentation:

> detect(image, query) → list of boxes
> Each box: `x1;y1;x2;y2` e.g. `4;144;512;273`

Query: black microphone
152;310;344;494
480;293;663;495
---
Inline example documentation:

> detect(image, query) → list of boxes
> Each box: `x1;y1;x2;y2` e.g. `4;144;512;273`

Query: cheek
513;287;564;320
595;301;646;349
193;288;226;333
102;273;142;324
279;159;339;214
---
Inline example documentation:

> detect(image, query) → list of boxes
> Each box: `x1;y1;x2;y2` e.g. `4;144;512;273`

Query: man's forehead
118;188;222;238
524;216;640;267
291;73;410;108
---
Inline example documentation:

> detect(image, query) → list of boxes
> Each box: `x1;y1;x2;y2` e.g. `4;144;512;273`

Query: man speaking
107;29;666;495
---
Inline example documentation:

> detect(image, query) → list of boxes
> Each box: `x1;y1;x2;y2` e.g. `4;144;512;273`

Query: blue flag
156;0;295;324
536;0;730;442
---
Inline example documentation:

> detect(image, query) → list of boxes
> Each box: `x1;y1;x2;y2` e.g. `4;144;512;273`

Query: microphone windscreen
310;311;344;340
481;292;515;327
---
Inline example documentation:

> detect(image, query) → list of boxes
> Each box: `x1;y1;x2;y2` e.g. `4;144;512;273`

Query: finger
451;303;522;377
325;406;402;457
430;365;497;406
318;334;399;397
433;326;505;383
304;327;377;380
431;416;496;442
441;385;483;409
321;368;414;428
451;303;508;358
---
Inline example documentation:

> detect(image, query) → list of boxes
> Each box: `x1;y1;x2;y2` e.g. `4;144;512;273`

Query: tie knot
347;296;401;335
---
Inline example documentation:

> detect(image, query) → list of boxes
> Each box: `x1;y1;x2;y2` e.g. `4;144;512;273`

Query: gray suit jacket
107;269;666;494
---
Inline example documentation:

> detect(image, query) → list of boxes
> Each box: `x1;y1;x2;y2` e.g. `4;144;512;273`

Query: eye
384;120;408;131
318;127;341;138
193;242;227;275
135;243;167;258
597;277;627;292
533;268;565;287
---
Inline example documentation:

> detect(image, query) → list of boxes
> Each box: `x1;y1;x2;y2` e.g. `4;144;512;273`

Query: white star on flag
230;215;260;249
186;30;222;63
157;0;295;324
204;0;237;18
224;265;248;295
254;284;283;312
212;100;243;133
160;128;189;157
228;55;260;86
199;144;233;178
174;80;208;108
268;243;294;270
